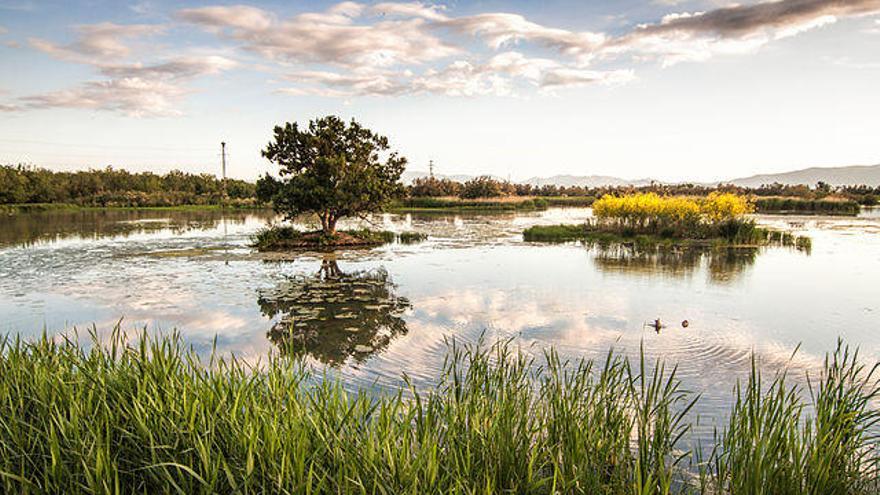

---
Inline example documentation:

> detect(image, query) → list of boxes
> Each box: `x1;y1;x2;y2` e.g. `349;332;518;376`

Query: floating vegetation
522;223;586;242
252;226;426;251
0;332;877;494
398;231;428;244
259;259;410;364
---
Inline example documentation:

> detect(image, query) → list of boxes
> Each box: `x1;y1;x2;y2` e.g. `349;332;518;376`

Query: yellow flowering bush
700;192;753;223
592;192;754;238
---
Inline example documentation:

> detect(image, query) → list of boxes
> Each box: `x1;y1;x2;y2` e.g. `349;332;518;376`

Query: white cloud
99;55;238;80
9;0;880;111
371;2;448;21
539;67;635;89
9;55;238;116
179;3;458;69
442;12;605;62
16;77;187;117
5;20;238;117
176;5;273;31
30;22;164;63
612;0;880;65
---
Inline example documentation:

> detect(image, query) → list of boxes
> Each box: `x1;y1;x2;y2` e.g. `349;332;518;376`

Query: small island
524;192;811;250
252;116;426;250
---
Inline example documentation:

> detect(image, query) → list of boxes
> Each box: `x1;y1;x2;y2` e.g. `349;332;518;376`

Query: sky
0;0;879;182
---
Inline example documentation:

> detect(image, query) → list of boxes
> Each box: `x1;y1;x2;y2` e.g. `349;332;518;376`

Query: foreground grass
0;331;878;494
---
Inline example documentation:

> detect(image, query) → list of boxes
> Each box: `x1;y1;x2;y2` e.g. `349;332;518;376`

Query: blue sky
1;0;879;181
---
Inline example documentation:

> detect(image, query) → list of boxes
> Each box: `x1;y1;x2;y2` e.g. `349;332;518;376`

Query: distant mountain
724;164;880;187
523;174;655;188
402;164;880;188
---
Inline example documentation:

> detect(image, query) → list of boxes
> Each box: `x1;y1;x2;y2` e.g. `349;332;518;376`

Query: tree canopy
260;116;407;235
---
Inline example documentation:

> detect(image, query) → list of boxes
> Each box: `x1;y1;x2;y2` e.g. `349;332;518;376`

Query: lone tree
259;116;407;235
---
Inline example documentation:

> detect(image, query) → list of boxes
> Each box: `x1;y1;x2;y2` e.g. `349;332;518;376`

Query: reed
705;343;880;495
0;331;877;494
755;197;861;216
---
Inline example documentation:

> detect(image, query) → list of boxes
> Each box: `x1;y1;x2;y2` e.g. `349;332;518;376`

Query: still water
1;207;879;441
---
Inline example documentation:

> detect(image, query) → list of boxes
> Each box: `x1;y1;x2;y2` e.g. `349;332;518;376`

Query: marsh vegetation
0;332;877;494
524;193;811;249
251;225;425;250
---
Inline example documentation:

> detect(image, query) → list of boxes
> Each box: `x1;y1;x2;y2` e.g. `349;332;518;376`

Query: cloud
178;3;458;69
279;51;632;98
98;55;238;80
638;0;880;38
442;12;605;61
539;67;636;89
613;0;880;64
11;0;880;110
7;55;238;116
371;2;448;21
0;26;7;35
30;22;164;63
6;20;237;117
177;5;273;31
14;77;187;116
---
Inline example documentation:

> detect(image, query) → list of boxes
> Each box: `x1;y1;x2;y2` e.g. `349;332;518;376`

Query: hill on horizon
725;164;880;188
403;164;880;188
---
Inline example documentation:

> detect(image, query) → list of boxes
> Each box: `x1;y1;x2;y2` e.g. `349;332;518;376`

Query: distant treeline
408;176;880;206
4;164;879;210
0;164;258;207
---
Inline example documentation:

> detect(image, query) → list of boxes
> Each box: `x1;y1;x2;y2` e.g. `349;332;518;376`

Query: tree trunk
326;215;337;236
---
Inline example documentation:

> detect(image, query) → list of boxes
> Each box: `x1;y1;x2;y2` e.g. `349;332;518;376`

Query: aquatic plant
251;226;425;250
705;343;880;495
591;192;754;239
522;224;586;242
755;197;860;216
0;331;877;494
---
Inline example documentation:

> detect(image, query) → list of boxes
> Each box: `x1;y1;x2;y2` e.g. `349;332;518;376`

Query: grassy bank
391;195;594;212
755;197;861;216
0;331;877;494
252;226;426;250
523;223;812;250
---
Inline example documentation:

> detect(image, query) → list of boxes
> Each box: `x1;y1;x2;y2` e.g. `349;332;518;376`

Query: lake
1;207;879;443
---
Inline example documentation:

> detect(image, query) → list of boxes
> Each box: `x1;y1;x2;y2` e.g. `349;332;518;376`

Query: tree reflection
259;257;411;365
0;209;267;248
587;242;759;284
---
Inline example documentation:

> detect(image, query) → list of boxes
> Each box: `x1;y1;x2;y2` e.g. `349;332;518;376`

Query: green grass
0;331;877;494
524;219;812;249
755;197;861;216
252;226;426;250
522;224;587;242
704;345;880;495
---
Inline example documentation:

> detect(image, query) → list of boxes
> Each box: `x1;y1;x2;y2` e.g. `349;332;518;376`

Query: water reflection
588;243;759;284
0;208;274;247
259;257;411;365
